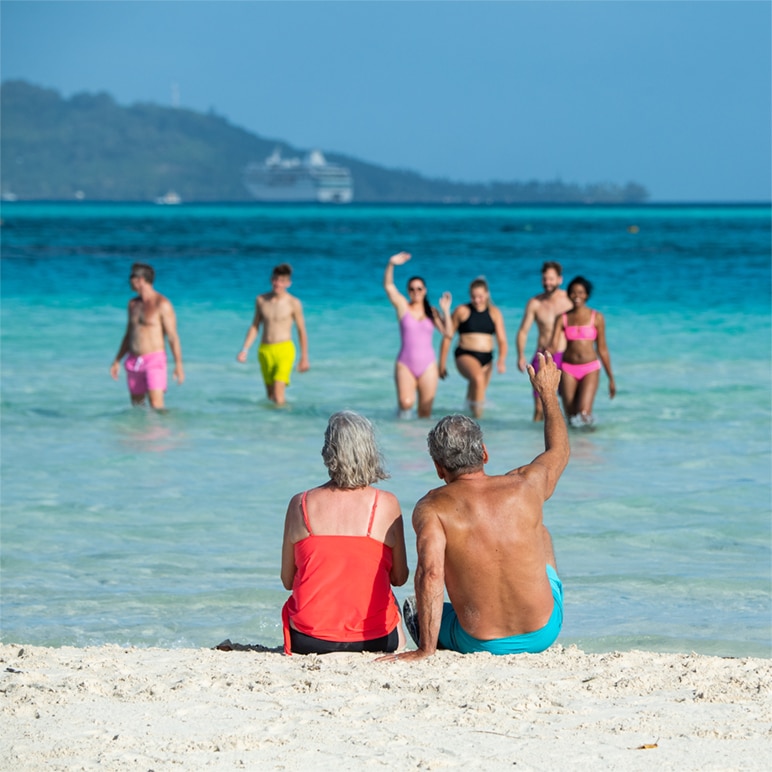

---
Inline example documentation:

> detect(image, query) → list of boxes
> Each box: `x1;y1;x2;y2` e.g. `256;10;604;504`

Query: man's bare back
419;473;556;640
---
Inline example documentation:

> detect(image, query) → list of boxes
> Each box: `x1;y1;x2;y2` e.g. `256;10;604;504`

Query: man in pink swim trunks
515;262;573;422
110;263;184;409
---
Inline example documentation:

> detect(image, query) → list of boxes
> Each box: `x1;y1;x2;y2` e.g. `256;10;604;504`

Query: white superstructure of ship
243;149;353;203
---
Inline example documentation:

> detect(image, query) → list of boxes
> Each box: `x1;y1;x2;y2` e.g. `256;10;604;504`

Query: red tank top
282;489;400;654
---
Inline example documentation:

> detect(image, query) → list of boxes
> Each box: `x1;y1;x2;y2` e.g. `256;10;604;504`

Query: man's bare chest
260;299;293;322
131;300;160;327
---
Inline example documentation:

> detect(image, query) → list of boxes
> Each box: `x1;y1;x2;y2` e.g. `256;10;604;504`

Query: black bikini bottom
454;347;493;367
289;626;399;655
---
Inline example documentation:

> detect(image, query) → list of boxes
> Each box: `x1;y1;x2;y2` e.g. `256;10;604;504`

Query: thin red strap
300;490;313;535
366;490;379;538
281;601;292;656
590;310;596;326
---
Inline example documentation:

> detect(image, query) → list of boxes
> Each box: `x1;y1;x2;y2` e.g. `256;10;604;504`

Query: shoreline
2;643;770;770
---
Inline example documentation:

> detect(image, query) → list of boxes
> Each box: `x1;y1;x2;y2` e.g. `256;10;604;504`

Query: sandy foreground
1;642;770;771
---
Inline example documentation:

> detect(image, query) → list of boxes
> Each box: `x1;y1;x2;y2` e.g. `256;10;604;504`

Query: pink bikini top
563;311;597;341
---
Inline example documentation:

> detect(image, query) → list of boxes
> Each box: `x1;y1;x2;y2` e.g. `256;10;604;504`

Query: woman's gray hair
427;414;484;473
322;411;389;489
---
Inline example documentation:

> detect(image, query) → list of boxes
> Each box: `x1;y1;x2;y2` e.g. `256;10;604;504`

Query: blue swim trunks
437;566;563;655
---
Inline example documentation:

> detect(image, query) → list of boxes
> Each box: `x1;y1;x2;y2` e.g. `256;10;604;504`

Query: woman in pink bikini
551;276;615;426
383;252;452;418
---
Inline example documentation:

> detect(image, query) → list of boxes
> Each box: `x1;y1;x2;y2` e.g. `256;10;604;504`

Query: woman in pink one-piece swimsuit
383;252;452;418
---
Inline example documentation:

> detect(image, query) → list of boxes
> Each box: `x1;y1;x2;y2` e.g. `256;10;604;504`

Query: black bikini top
458;304;495;335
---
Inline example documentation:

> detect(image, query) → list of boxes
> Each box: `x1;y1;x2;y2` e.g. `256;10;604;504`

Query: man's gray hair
322;411;389;489
427;414;484;473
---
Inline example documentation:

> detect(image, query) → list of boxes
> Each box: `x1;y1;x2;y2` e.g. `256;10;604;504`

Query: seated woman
280;411;409;655
550;276;615;426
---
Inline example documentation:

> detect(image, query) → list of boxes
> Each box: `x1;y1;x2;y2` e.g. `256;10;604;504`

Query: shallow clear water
1;202;770;656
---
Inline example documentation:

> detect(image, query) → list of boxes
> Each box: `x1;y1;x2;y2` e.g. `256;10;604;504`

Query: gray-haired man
381;353;568;661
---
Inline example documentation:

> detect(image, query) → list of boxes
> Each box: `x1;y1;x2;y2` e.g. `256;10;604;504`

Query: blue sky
2;0;770;201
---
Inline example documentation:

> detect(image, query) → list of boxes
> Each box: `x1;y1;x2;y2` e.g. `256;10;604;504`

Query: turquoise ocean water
1;203;770;657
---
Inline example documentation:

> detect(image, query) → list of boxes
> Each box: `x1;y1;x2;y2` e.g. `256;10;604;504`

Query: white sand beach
1;643;770;770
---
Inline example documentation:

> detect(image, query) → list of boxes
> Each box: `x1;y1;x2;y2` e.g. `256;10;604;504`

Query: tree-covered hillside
1;81;648;203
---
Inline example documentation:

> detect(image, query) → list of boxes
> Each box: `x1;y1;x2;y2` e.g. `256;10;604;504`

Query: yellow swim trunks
258;340;296;386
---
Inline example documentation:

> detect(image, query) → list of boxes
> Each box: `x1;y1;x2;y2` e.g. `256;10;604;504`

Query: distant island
0;81;649;204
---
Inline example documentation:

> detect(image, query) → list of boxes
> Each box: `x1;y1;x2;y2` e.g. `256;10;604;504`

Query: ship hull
244;178;353;204
243;150;353;203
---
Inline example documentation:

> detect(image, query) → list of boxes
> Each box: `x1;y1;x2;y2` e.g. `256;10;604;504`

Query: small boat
155;191;182;205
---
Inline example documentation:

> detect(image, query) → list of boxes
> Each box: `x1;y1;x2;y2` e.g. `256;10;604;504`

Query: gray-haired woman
280;411;409;655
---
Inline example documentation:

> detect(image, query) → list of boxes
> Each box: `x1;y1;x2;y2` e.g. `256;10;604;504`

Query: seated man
384;353;568;660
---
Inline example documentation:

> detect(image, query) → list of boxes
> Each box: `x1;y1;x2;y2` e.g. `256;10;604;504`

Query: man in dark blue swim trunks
381;353;568;661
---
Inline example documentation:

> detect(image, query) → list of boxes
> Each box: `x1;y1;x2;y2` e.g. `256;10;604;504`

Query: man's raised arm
526;352;569;498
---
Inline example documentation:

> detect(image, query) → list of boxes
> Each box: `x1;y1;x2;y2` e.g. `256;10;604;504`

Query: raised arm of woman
383;252;411;315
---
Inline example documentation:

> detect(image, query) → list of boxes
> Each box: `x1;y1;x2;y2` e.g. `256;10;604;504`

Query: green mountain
1;81;648;203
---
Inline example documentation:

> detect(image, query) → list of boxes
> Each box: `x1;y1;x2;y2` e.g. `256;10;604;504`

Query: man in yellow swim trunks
236;264;310;405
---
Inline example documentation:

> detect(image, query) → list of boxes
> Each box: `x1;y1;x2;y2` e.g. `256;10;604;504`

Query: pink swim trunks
125;351;168;395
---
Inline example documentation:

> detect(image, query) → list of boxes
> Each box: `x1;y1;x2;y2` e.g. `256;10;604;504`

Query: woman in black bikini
439;277;508;418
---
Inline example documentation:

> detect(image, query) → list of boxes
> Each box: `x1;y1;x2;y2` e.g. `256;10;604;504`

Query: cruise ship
243;149;353;203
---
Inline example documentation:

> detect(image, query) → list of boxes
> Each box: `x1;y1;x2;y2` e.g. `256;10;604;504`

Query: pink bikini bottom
560;359;600;381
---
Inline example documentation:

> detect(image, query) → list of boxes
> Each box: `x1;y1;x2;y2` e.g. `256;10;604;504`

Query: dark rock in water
214;639;281;653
